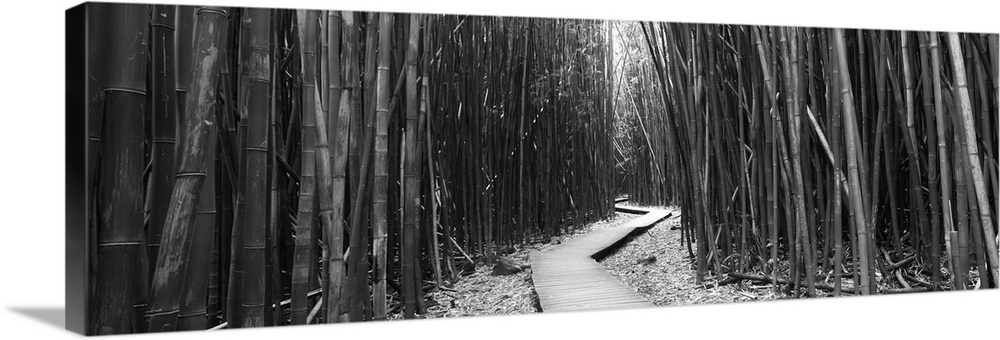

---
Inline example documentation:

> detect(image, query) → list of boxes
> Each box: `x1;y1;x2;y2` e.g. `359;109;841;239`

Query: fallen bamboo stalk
305;298;324;324
885;255;916;272
448;235;475;265
900;270;931;287
884;287;930;294
726;272;859;295
894;270;912;289
885;248;912;289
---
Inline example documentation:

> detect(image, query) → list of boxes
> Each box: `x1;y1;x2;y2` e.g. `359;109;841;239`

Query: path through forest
421;204;785;317
531;204;672;312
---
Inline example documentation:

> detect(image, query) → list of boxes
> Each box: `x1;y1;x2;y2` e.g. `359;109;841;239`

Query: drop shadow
9;307;65;330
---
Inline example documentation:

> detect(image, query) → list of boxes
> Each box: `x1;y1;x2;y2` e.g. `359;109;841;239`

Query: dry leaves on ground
600;207;784;306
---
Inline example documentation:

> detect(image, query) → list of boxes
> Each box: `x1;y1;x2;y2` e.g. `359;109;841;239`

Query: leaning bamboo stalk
146;6;228;332
833;28;873;295
965;167;991;289
970;42;998;210
804;106;849;195
946;32;1000;284
147;5;179;275
177;107;217;331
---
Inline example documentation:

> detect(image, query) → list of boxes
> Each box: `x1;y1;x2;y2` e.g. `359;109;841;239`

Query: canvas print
66;1;999;336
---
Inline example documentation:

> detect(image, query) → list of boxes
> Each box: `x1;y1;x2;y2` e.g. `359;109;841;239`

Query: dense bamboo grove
83;3;998;335
84;4;617;334
617;22;998;295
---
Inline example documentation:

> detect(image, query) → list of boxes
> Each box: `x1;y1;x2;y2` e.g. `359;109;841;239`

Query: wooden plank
530;205;674;313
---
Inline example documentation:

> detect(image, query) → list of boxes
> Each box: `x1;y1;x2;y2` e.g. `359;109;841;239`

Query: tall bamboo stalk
782;28;816;296
148;5;179;276
927;32;959;288
424;15;443;288
345;12;378;322
370;12;394;320
402;13;422;320
290;10;317;324
318;11;341;322
237;7;271;328
833;28;873;295
901;32;937;289
947;32;1000;284
325;10;355;323
146;6;228;332
91;3;149;334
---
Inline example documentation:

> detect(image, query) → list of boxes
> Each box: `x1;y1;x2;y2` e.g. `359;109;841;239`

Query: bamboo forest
78;2;999;335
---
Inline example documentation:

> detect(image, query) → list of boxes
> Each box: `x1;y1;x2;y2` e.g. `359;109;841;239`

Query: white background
1;0;997;339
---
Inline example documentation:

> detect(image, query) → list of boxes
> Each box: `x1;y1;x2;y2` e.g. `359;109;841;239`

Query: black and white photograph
3;0;999;339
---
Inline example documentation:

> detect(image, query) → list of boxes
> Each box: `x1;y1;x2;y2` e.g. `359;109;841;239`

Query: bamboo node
104;87;147;96
174;171;207;178
196;7;228;17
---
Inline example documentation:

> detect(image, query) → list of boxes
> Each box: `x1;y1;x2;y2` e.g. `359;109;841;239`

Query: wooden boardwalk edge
530;204;677;313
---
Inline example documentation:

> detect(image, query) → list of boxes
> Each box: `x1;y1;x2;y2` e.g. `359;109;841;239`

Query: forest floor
413;206;791;320
395;205;968;321
599;206;784;306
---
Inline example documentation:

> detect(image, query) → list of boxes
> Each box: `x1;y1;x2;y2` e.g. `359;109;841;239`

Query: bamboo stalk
402;13;422;319
344;13;378;322
947;32;1000;285
929;33;958;287
901;32;940;289
237;7;271;327
781;27;816;296
147;5;179;277
310;83;337;324
325;10;353;324
833;28;873;295
146;6;228;332
290;10;317;325
91;3;150;334
370;12;393;320
423;15;443;289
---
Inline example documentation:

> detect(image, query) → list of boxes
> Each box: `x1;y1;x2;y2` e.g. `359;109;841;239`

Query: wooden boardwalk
531;204;676;312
